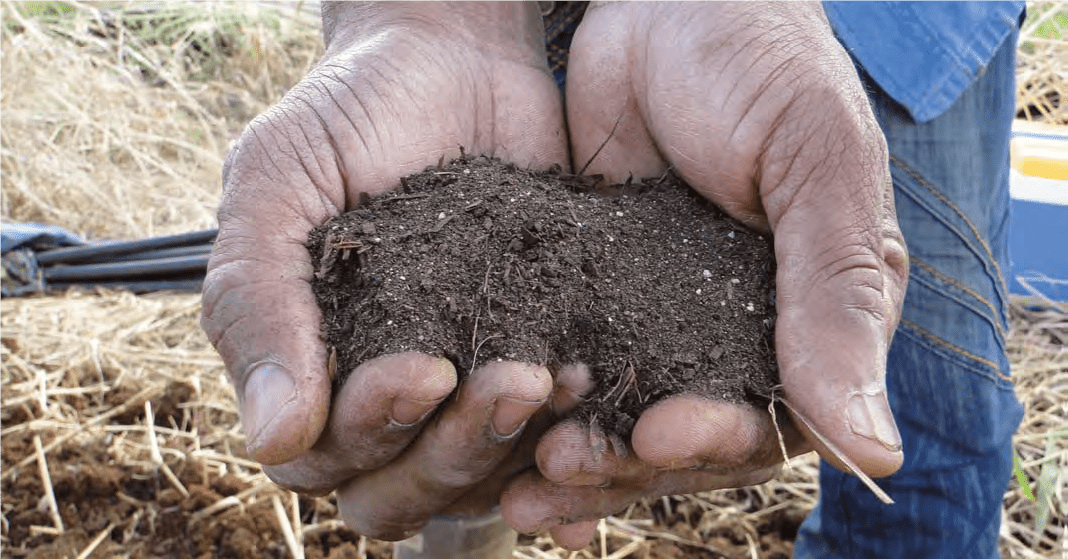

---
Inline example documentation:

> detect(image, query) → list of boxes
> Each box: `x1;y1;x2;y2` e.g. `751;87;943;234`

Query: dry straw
1;2;1065;558
1005;5;1068;554
1016;2;1068;125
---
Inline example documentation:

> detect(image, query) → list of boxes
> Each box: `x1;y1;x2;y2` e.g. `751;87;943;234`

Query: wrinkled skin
201;2;572;540
200;1;908;549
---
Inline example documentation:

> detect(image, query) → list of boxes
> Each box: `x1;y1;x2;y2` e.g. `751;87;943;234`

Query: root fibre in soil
308;156;778;436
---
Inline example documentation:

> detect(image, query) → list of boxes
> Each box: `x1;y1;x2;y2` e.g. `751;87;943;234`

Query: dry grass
1002;301;1068;558
1005;5;1068;552
1017;1;1068;125
1;2;1065;558
1;1;321;239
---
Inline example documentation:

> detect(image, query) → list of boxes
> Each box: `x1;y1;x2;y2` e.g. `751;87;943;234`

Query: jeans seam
909;256;1009;348
890;155;1011;322
898;319;1013;384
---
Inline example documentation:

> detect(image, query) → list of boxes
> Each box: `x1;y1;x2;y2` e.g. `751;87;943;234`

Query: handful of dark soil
307;156;777;436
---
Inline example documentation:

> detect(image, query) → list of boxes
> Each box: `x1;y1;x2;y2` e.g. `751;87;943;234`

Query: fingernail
242;362;296;448
847;390;902;452
391;398;438;426
491;396;543;439
390;357;455;426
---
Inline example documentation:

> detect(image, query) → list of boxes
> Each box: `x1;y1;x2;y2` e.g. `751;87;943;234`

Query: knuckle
823;258;892;325
198;270;238;352
422;463;487;491
198;260;254;350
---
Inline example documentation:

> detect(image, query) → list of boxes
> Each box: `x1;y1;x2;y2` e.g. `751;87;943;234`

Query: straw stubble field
1;3;1065;558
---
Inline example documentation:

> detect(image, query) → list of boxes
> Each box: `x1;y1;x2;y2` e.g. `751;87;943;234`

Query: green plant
1020;1;1068;52
1030;436;1061;539
1033;10;1067;39
1013;450;1035;501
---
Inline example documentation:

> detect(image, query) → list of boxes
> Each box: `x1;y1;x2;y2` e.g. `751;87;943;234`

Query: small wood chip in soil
307;156;778;437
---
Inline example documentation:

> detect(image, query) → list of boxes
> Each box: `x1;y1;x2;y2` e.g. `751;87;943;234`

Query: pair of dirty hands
201;2;908;550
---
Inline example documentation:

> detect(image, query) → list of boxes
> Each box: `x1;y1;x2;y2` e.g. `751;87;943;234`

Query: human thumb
768;157;908;481
201;118;340;465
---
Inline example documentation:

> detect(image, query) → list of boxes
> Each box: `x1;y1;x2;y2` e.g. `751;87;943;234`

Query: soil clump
307;156;778;436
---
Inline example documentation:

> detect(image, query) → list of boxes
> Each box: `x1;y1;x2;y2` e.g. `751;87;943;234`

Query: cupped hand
504;2;909;548
199;1;568;539
502;394;806;549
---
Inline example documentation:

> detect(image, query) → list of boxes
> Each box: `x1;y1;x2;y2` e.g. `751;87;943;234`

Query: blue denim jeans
793;26;1024;559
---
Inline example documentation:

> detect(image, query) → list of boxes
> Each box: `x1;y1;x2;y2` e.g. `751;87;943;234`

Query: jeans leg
793;27;1024;559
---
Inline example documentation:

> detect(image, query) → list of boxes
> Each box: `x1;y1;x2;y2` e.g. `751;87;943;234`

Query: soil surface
0;380;369;559
308;156;777;435
0;397;803;559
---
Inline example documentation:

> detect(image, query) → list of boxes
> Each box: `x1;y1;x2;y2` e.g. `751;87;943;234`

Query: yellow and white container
1009;119;1068;301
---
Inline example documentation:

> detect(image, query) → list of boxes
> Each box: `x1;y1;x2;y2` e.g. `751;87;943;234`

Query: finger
549;520;598;551
759;96;907;479
435;362;598;516
631;395;809;470
501;465;778;535
535;419;647;487
550;363;596;415
508;363;601;488
336;361;553;541
622;4;907;478
201;112;351;465
262;352;456;494
566;4;666;182
536;396;807;490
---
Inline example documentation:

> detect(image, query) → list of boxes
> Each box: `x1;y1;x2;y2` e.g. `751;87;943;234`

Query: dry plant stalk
73;522;116;559
775;396;894;505
272;494;305;559
32;435;63;534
